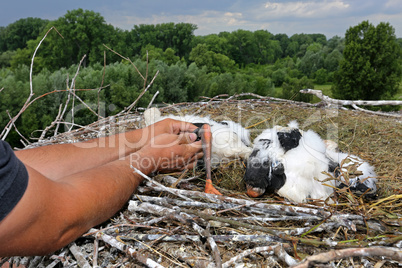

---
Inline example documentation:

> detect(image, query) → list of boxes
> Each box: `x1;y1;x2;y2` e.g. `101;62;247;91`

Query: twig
147;90;160;109
222;244;288;268
133;195;323;222
103;44;145;80
292;247;402;267
92;236;99;268
274;244;298;266
46;250;68;268
5;110;30;146
98;51;107;120
129;201;221;267
67;54;103;131
191;221;222;268
39;104;63;141
109;233;288;243
140;183;330;217
351;103;401;117
89;228;166;268
69;243;91;268
1;27;60;140
124;70;160;114
132;167;194;201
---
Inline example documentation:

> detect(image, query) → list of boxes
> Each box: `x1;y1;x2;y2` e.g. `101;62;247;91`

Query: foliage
282;76;314;102
333;21;402;100
0;17;49;52
1;11;401;147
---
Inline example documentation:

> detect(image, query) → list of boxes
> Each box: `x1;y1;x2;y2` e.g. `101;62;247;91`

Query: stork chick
244;121;377;203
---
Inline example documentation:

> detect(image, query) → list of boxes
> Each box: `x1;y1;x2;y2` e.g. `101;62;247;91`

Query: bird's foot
205;179;222;195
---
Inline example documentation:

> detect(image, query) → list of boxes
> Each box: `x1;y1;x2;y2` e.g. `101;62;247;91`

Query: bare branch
147;90;160;109
123;70;160;114
5;111;30;146
103;44;145;80
98;51;107;120
1;27;59;140
301;89;402;118
39;104;63;141
301;89;402;106
68;243;91;268
222;245;285;268
132;167;193;201
292;247;402;268
89;228;166;268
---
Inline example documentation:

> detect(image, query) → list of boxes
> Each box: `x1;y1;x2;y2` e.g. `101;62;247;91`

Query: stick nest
5;98;401;268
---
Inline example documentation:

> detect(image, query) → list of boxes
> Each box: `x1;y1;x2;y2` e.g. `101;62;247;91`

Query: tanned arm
14;119;198;180
0;122;201;256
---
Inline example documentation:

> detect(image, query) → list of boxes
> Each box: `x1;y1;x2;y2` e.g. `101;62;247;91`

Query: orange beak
246;185;265;198
199;124;222;195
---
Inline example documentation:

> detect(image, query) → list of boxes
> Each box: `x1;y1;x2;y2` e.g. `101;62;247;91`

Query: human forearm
14;119;198;180
15;128;147;180
0;158;144;256
0;130;201;256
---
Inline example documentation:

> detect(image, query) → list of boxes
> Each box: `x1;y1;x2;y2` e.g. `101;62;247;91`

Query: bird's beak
246;186;265;198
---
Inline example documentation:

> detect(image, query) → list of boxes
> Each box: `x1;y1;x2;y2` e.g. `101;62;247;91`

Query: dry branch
1;27;60;140
124;70;160;114
301;88;402;118
133;167;194;201
301;89;402;106
89;228;166;268
68;243;91;268
292;247;402;267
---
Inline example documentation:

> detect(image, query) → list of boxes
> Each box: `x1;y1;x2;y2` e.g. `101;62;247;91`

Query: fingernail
189;133;197;142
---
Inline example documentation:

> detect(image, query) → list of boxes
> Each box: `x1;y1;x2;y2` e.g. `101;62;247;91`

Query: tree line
1;9;401;146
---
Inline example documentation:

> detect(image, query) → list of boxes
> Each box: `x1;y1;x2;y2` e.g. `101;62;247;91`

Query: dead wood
301;89;402;118
292;247;402;267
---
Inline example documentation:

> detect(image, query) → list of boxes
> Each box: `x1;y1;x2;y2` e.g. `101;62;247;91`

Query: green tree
333;21;402;100
0;51;16;67
314;68;328;84
130;23;197;59
0;17;49;52
11;9;114;70
282;76;314;102
324;49;343;72
189;44;235;73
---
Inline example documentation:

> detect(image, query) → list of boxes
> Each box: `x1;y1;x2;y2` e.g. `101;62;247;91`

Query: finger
171;120;199;134
186;151;204;164
177;132;199;145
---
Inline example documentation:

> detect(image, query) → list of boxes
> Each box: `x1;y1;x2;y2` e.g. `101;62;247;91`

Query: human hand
145;118;199;139
130;131;203;174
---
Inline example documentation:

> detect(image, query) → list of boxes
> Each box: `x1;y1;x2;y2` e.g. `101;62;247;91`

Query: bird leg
199;124;222;195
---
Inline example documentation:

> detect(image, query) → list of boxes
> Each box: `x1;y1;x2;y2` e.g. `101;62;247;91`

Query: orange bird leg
200;124;222;195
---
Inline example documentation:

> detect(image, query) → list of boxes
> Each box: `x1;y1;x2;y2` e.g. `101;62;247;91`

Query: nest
3;98;401;268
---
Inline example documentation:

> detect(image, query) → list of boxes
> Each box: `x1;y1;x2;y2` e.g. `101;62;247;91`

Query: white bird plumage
244;121;377;203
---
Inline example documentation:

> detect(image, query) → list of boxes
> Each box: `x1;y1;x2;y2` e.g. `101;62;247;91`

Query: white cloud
91;0;402;37
262;1;350;19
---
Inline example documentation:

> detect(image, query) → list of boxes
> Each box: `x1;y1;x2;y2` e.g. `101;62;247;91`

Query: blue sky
1;0;401;38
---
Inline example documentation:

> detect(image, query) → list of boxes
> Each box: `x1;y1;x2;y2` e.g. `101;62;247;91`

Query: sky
1;0;401;38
